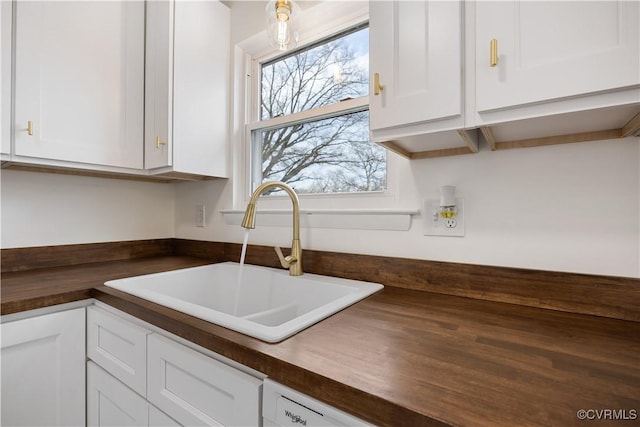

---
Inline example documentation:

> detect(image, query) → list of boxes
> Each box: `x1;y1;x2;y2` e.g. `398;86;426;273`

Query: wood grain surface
2;242;639;427
93;284;640;427
210;240;640;322
0;256;211;314
3;239;639;321
1;239;172;273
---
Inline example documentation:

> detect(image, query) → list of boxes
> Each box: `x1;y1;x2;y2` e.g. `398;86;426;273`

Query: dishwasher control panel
263;379;374;427
276;395;332;426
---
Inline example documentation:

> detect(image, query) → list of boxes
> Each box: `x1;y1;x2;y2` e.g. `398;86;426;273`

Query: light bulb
277;19;290;49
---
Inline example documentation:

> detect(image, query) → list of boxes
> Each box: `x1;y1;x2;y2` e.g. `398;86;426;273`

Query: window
249;25;386;195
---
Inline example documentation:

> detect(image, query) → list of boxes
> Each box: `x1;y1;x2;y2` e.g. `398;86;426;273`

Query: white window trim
230;1;407;215
219;208;419;232
247;97;369;135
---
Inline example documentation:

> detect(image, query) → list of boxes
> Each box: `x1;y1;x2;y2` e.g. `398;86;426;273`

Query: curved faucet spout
241;181;302;276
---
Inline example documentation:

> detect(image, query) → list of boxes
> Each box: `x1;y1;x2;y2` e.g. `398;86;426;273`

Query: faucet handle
274;246;297;269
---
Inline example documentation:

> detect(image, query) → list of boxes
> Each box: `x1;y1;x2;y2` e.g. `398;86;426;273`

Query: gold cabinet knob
373;72;383;96
155;136;167;149
490;39;498;67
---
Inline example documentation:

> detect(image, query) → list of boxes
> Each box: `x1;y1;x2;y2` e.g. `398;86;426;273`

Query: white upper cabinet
13;1;144;169
1;1;11;158
476;1;639;113
368;0;638;158
370;0;461;131
145;0;230;179
474;1;640;149
369;0;478;159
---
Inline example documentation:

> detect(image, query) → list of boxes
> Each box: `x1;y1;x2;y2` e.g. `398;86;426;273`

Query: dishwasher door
262;379;374;427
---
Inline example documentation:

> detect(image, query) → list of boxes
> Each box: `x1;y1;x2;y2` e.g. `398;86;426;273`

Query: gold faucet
241;181;303;276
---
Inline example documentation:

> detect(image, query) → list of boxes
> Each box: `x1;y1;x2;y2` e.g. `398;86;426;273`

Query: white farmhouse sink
105;262;383;343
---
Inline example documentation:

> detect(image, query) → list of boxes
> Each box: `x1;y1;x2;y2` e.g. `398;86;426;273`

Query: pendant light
265;0;299;51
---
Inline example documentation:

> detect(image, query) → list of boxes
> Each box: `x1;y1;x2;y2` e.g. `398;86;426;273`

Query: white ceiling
221;0;322;44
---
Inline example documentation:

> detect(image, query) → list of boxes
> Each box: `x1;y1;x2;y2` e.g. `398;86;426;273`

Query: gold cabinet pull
155;136;167;149
373;72;383;96
490;39;498;67
27;120;33;136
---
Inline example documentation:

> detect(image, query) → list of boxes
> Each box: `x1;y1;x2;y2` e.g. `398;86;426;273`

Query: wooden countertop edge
92;286;450;427
0;289;93;315
0;256;214;315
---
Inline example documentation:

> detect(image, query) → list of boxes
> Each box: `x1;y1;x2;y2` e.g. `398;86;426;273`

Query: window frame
235;2;401;210
247;97;372;193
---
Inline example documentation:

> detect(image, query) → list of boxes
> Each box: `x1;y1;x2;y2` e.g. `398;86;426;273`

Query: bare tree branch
258;28;385;194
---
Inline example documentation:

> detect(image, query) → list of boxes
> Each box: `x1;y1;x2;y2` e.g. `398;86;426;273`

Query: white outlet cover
423;198;464;237
196;204;206;227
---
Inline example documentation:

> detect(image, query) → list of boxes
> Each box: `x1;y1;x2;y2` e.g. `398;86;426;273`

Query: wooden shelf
375;129;479;160
479;105;640;151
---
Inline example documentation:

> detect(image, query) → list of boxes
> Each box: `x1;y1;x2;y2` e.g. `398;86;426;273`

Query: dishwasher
263;379;375;426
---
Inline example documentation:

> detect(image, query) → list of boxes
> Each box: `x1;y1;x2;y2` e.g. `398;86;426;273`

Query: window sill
220;209;419;231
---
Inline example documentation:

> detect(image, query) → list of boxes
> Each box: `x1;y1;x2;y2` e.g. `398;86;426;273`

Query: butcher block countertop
2;253;639;427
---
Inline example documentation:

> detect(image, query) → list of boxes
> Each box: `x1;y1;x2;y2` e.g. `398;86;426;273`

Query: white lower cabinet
148;405;181;427
88;362;180;427
88;361;149;427
87;305;151;396
0;307;86;427
87;305;262;427
147;334;262;426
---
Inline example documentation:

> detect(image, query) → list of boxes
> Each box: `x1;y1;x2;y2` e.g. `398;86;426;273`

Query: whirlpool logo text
284;409;307;425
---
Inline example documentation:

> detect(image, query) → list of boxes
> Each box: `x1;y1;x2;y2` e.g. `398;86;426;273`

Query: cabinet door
1;308;85;426
144;0;174;170
145;0;229;177
13;1;144;168
87;306;151;397
476;1;640;112
172;0;229;177
147;334;262;426
1;0;11;157
149;405;181;427
369;0;462;131
88;362;149;427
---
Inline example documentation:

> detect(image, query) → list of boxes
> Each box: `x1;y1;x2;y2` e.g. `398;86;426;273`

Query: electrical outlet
424;198;464;237
196;204;205;227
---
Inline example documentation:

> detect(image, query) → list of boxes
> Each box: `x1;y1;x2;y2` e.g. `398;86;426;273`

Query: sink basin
104;262;383;342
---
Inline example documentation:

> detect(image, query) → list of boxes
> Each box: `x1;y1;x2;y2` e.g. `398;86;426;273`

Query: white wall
191;0;639;278
1;139;637;277
2;0;637;278
1;170;175;248
174;137;640;278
